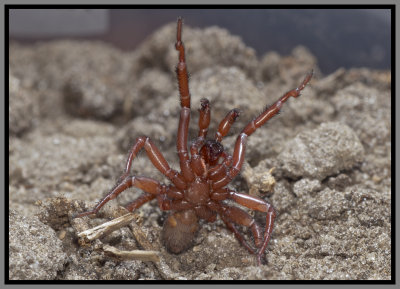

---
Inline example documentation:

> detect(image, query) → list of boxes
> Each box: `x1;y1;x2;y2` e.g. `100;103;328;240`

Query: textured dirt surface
9;22;391;280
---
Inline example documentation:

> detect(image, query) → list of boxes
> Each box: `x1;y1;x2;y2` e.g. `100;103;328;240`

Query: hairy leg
215;108;240;142
175;18;195;182
189;98;211;177
219;205;263;259
121;136;186;189
229;190;276;265
198;98;211;139
219;213;257;255
75;176;166;218
212;71;313;190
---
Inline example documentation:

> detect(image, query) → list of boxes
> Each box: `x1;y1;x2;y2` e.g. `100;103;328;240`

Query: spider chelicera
75;18;313;265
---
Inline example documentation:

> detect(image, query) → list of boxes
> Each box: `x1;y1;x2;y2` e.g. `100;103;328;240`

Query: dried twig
76;212;161;263
103;244;160;263
77;213;137;242
76;210;177;278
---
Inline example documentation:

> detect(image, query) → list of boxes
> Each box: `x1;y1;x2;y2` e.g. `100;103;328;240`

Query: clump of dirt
9;21;391;280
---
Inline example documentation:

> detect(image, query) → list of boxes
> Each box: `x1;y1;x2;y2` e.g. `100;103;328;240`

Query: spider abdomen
162;210;199;254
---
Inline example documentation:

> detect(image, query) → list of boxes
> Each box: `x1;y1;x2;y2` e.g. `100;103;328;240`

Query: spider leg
215;108;240;142
202;108;239;178
206;200;257;255
241;70;313;137
189;138;207;177
191;100;239;178
219;214;257;255
194;205;217;222
207;151;232;181
75;176;166;218
175;17;195;183
129;185;186;212
210;188;230;201
212;71;313;190
175;17;190;109
75;134;187;218
125;193;156;212
121;136;186;190
229;190;276;265
219;205;262;257
165;185;184;200
198;98;211;139
209;187;276;265
189;97;211;177
190;107;239;178
177;106;195;182
157;195;193;211
124;177;170;211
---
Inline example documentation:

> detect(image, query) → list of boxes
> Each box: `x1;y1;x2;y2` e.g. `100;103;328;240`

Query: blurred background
9;8;391;75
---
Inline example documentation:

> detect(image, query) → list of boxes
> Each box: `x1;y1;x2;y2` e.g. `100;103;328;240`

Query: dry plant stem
77;213;138;241
77;211;174;276
103;244;160;263
77;213;162;263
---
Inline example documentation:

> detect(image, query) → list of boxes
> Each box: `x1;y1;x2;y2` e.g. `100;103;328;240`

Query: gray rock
9;120;118;216
9;210;67;280
134;22;258;78
331;82;391;149
278;122;365;180
63;72;125;120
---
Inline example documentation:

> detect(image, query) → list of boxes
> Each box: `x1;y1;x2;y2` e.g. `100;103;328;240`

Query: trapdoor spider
76;18;313;265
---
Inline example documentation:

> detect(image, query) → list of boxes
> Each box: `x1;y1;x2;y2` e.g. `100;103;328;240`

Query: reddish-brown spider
76;18;313;265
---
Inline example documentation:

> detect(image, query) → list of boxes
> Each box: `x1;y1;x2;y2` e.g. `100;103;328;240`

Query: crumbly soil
9;22;391;280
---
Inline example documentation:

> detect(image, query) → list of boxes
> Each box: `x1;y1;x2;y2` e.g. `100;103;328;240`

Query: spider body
76;18;313;265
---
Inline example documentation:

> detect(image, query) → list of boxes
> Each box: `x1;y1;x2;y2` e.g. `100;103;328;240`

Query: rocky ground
9;22;391;280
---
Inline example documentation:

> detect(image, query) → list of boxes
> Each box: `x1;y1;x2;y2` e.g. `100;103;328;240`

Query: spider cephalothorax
76;18;313;265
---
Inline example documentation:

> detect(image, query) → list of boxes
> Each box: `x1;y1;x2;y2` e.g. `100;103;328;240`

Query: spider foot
256;251;264;266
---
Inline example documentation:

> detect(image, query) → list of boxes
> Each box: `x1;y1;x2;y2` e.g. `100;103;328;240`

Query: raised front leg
241;71;313;137
198;98;211;139
187;98;211;177
175;17;190;109
212;71;313;190
175;17;195;182
215;108;240;142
